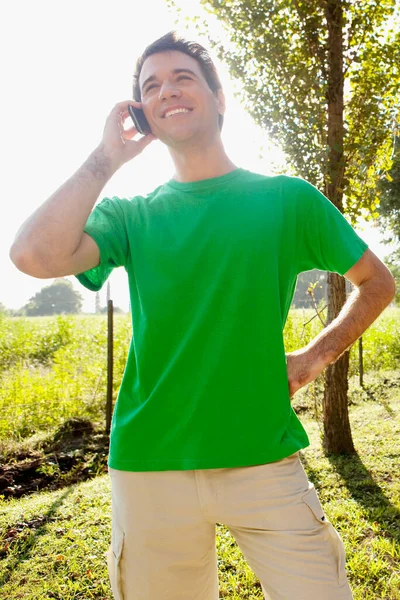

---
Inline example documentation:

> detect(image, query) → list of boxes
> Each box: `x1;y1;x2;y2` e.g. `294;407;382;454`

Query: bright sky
2;0;390;313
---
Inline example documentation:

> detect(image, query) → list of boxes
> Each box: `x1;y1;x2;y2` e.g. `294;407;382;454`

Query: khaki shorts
107;453;352;599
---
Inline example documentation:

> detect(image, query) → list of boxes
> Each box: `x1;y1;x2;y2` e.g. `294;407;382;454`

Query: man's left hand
285;349;327;398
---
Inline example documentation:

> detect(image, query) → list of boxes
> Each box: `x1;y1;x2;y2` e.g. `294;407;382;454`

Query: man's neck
169;138;238;183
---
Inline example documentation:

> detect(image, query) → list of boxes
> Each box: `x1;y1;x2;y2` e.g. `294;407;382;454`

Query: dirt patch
0;418;109;500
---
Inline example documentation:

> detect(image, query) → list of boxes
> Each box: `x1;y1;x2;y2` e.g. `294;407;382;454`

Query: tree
169;0;400;454
23;279;83;316
0;302;9;315
377;134;400;260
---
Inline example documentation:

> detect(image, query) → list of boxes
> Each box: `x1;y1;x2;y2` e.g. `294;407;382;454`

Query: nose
158;81;182;101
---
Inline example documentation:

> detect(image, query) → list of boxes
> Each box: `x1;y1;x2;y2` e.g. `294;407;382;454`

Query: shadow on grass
0;487;73;588
301;452;400;543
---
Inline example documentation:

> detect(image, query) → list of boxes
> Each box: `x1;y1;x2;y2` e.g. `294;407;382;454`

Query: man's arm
9;100;156;279
10;148;113;278
286;249;396;397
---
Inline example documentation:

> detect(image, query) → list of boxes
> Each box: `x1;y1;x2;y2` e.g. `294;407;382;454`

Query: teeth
165;108;191;118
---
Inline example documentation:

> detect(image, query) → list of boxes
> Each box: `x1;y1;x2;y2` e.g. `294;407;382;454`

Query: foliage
348;309;400;375
0;316;73;374
0;315;132;441
377;134;400;260
22;279;83;316
341;1;400;221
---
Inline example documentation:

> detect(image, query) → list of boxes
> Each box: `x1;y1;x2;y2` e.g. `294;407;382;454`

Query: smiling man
136;45;237;180
10;31;395;600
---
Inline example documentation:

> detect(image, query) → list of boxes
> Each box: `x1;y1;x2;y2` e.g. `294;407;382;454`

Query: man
10;31;395;600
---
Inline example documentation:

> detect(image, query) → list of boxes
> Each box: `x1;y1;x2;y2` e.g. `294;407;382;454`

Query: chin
158;128;201;147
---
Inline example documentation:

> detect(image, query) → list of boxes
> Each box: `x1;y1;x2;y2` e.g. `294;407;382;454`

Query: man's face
138;50;224;145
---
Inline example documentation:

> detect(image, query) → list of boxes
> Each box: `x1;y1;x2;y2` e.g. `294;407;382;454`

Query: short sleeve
291;178;369;275
75;196;129;291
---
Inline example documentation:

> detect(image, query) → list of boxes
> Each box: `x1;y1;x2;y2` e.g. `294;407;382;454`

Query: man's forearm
286;272;395;396
10;144;117;271
286;249;396;397
304;277;394;369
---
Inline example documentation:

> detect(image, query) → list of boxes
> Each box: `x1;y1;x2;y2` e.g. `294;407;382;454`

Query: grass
1;373;399;599
0;314;131;446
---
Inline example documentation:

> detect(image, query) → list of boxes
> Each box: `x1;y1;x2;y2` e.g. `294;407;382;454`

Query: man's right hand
100;100;157;171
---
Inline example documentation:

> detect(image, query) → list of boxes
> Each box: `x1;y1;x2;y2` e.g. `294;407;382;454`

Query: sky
2;0;392;313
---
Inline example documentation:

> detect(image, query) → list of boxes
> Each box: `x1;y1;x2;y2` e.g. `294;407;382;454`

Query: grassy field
0;308;399;447
0;308;399;598
0;377;399;599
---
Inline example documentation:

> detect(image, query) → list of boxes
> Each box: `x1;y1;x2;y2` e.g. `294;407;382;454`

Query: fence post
106;299;114;435
359;336;364;388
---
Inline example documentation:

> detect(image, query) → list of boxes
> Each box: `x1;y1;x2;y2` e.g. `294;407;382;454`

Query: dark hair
132;31;224;131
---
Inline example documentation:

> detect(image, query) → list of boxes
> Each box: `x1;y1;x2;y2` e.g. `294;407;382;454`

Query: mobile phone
128;105;151;135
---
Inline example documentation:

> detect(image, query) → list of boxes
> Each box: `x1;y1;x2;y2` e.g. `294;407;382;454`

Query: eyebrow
141;68;198;92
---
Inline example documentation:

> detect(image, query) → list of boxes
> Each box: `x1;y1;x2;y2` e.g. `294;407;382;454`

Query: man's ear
216;88;226;116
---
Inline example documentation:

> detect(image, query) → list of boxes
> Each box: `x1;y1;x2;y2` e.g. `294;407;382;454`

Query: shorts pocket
106;525;125;600
302;485;347;587
326;522;348;587
302;484;327;523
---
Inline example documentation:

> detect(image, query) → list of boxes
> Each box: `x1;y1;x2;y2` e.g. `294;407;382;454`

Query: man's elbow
9;242;27;273
9;243;53;279
357;268;396;311
376;269;396;307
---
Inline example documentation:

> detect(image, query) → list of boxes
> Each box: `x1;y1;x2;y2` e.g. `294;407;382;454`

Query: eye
144;84;158;94
144;75;192;95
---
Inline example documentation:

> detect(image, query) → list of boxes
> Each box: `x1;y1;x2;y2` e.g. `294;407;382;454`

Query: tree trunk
322;273;355;454
323;0;356;454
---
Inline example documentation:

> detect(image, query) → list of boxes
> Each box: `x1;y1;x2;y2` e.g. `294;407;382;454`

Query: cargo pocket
302;484;327;524
302;485;347;587
106;525;125;600
326;522;348;587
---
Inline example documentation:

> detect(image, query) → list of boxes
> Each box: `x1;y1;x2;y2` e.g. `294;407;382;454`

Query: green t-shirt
75;168;368;471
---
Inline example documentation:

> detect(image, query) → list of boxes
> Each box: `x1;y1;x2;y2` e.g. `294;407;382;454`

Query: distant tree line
1;279;124;317
1;267;397;318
